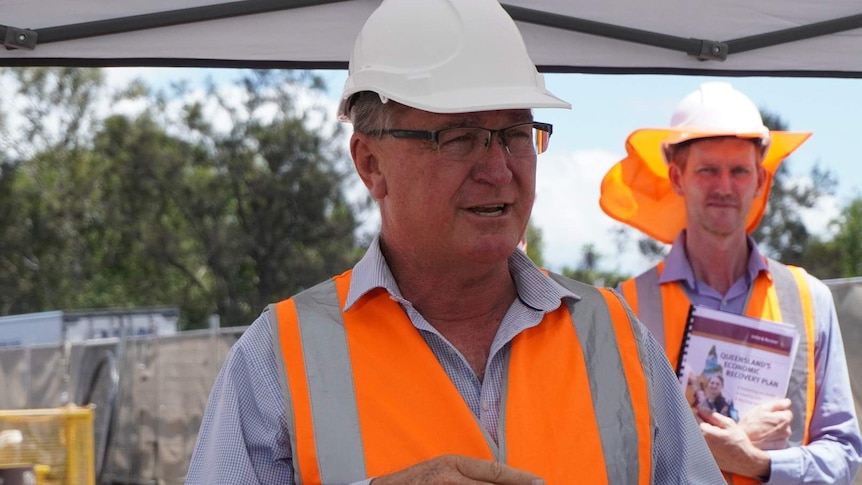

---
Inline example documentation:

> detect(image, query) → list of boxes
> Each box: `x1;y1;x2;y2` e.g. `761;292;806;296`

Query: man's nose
473;134;513;185
482;132;509;153
714;170;734;192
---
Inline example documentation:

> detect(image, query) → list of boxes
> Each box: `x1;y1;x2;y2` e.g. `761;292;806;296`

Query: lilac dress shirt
658;232;862;484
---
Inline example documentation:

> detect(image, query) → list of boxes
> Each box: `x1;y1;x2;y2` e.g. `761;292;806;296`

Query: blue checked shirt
186;237;723;484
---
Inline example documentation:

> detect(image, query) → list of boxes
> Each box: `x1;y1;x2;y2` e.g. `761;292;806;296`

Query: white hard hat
663;82;769;147
338;0;570;121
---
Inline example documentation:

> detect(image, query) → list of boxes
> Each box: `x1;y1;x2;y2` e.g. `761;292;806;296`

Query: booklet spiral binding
674;304;696;379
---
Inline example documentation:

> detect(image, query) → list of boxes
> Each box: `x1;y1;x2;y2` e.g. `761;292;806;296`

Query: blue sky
106;68;861;274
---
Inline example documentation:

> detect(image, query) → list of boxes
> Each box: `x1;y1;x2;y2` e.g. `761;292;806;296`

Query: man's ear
669;162;684;196
350;133;387;200
755;163;767;197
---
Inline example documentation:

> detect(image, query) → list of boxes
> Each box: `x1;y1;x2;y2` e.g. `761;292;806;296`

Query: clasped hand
739;398;793;450
698;398;793;477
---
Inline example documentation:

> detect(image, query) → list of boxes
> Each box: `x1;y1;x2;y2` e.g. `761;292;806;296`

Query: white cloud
533;148;655;275
787;175;842;239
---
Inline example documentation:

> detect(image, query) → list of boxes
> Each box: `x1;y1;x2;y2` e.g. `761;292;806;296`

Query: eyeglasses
370;121;553;161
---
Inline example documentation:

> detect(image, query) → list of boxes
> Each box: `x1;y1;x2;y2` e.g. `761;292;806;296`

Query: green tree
88;70;365;327
0;161;28;314
799;197;862;279
752;112;836;264
522;221;546;267
832;198;862;277
0;68;365;328
0;67;106;314
561;244;629;288
87;113;215;324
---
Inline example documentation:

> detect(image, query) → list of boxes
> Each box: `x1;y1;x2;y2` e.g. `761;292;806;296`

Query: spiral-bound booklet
677;304;799;422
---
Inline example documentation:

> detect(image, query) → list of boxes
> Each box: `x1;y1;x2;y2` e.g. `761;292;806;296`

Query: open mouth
469;204;507;217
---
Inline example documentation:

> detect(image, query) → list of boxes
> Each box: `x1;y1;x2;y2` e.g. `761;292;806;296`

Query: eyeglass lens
436;123;550;160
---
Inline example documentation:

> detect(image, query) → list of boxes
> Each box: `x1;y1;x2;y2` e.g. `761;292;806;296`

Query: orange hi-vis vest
270;270;656;485
620;258;816;485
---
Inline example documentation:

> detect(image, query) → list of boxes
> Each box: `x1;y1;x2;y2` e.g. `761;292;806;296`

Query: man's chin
700;218;747;238
463;242;518;264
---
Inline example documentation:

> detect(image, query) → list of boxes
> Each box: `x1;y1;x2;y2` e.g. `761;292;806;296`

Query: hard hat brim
338;84;571;122
662;128;768;146
599;128;812;244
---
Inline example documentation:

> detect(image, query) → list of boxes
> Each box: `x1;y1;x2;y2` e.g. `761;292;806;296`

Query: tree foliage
832;198;862;277
522;221;546;267
0;68;365;328
751;112;836;264
0;68;106;314
560;244;629;288
797;197;862;279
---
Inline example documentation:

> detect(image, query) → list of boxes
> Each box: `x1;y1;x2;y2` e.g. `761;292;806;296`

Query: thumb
699;409;736;429
760;398;792;412
454;456;544;484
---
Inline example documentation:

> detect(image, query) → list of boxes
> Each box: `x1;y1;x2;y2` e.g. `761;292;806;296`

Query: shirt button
481;401;490;411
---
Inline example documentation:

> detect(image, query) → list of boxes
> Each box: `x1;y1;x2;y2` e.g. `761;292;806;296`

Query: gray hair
347;91;409;135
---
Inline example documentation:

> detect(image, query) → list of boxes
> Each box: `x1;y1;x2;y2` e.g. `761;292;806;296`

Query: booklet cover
677;305;800;421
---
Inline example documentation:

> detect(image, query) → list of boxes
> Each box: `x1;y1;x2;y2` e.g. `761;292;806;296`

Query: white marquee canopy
2;0;861;76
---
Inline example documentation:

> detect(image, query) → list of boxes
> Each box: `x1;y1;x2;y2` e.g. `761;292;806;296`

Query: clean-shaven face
671;137;766;238
369;108;537;268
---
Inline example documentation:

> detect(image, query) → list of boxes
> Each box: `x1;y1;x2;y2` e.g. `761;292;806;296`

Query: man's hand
371;455;544;485
699;411;771;479
738;398;793;451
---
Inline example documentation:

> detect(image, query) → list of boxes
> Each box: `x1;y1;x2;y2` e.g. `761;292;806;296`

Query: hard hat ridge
663;82;770;148
338;0;570;121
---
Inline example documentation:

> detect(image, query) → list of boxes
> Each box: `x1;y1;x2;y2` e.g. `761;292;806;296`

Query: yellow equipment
0;405;95;485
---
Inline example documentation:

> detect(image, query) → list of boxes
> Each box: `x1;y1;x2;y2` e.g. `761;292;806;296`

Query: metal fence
0;326;245;485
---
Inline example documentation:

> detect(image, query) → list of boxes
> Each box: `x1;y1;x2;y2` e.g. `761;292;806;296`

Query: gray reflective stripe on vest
632;266;666;348
270;279;366;483
767;260;810;446
549;273;654;485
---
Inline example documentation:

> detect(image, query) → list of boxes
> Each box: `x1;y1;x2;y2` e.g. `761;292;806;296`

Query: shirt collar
345;235;576;313
659;230;770;289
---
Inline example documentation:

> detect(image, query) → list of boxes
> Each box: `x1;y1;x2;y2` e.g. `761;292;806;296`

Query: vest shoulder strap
629;265;666;344
764;259;816;445
548;272;655;485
